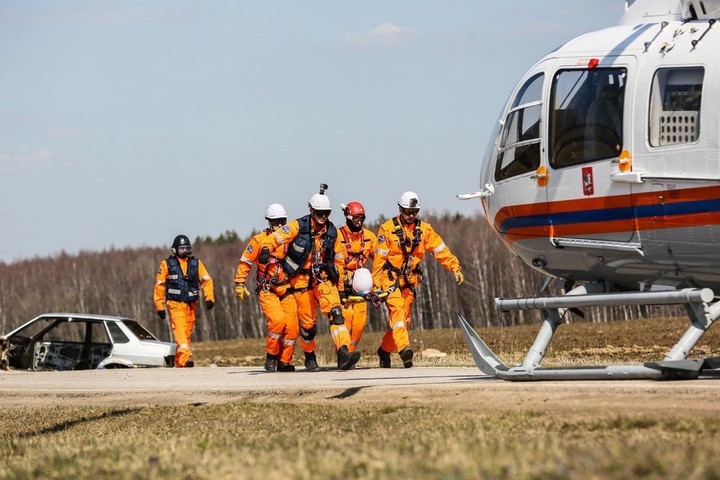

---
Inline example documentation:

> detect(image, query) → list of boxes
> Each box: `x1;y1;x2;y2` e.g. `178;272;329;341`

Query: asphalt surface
5;366;720;413
0;365;486;397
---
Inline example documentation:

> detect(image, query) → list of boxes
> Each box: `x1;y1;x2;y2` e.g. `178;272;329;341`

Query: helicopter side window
550;68;626;168
494;73;543;181
648;67;703;147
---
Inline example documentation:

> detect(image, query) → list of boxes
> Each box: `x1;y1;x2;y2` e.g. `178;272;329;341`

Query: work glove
257;247;270;265
156;309;166;320
235;283;250;300
454;270;465;286
366;292;383;309
205;300;214;310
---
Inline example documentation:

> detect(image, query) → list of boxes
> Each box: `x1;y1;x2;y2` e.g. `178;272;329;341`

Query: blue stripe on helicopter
497;198;720;234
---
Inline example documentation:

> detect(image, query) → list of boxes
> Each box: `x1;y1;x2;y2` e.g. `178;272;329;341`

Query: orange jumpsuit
154;256;214;367
338;225;377;352
235;230;299;365
372;216;461;353
263;217;351;354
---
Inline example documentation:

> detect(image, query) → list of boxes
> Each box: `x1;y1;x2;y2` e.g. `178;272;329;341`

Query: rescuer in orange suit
260;185;360;371
373;192;464;368
234;203;299;372
154;234;215;368
338;201;377;353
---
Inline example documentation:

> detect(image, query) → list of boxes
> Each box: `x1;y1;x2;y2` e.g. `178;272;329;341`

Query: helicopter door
545;60;638;249
488;68;548;243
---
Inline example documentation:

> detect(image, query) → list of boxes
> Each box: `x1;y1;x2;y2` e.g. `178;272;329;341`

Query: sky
0;0;623;263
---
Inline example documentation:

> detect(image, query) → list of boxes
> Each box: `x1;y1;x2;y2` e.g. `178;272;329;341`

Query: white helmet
265;203;287;220
398;191;421;209
309;193;331;210
351;268;373;295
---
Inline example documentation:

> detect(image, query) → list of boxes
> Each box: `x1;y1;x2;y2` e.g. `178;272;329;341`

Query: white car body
0;313;176;371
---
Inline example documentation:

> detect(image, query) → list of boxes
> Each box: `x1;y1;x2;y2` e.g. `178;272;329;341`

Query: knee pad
330;306;345;326
300;325;317;341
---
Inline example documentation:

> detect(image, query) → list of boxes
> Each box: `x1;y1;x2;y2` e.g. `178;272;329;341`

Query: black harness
383;218;424;292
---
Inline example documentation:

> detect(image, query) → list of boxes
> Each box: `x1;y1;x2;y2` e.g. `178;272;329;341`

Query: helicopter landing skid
456;286;720;381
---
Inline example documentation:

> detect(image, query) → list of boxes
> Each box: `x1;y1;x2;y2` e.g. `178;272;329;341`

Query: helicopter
457;0;720;380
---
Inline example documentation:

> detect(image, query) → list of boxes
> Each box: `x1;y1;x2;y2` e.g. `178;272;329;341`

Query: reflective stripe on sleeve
390;321;406;330
432;243;447;255
376;248;389;256
199;275;211;281
240;255;253;265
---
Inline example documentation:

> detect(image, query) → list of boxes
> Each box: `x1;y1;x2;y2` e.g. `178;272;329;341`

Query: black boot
304;351;320;372
264;353;278;372
377;347;391;368
399;347;414;368
277;362;295;372
337;345;361;371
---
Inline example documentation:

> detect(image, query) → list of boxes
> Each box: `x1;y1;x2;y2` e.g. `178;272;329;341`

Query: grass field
3;316;720;479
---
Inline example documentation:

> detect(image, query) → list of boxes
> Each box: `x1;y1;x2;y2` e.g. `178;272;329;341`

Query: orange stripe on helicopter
495;184;720;243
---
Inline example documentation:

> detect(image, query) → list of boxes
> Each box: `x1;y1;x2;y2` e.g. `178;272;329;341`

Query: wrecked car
0;313;176;371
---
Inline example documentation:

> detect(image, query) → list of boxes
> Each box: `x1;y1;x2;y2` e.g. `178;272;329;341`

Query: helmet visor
312;209;331;218
400;207;419;216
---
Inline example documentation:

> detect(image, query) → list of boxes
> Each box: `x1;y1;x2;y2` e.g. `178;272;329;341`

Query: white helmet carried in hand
309;193;331;210
265;203;287;220
398;191;421;209
351;268;373;295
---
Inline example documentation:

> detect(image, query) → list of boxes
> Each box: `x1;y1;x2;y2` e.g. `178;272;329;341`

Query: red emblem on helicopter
582;167;594;196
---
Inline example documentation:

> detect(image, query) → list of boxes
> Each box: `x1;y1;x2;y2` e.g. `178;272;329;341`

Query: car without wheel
0;313;176;371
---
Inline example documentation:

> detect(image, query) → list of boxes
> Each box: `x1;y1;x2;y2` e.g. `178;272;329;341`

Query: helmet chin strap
346;220;362;232
399;211;418;225
312;214;327;225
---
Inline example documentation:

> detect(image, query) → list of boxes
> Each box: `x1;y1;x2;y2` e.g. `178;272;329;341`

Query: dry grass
2;401;720;479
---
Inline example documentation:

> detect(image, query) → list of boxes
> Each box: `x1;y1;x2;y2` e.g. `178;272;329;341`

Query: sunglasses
401;208;419;215
268;218;287;227
313;209;331;218
349;214;365;223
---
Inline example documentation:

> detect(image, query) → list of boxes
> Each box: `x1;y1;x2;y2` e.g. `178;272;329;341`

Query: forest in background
0;212;679;343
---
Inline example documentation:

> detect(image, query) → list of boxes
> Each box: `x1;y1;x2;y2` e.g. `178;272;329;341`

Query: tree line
0;212;680;342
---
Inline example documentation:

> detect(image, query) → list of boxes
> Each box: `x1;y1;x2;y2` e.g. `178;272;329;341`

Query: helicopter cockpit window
494;73;543;181
649;67;703;147
550;68;626;168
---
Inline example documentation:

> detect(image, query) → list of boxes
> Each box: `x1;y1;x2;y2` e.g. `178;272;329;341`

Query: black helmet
171;235;192;257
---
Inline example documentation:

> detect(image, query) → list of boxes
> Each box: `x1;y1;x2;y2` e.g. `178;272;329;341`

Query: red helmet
344;201;365;219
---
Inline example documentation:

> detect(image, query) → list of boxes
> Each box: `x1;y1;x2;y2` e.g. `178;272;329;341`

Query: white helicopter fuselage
480;0;720;292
